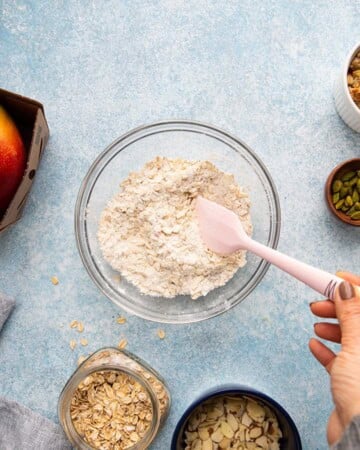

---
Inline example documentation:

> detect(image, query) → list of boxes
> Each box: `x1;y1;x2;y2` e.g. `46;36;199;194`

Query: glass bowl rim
74;120;281;323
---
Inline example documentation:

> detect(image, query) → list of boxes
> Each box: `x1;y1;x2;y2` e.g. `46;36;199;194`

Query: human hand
309;271;360;446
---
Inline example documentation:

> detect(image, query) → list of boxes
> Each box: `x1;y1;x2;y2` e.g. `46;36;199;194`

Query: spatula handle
246;239;343;300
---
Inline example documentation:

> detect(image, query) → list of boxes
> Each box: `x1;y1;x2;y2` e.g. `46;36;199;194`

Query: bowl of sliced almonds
325;158;360;226
171;385;302;450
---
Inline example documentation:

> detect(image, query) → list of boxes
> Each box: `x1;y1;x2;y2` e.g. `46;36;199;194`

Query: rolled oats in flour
98;157;252;299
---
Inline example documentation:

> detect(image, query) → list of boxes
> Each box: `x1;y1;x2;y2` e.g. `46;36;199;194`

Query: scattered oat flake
70;320;78;328
112;274;121;283
69;340;77;350
116;316;127;324
118;339;128;349
157;329;166;339
80;338;88;346
51;276;59;285
77;322;84;332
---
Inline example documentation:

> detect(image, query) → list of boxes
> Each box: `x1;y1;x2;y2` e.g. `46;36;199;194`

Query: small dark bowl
325;158;360;226
171;385;302;450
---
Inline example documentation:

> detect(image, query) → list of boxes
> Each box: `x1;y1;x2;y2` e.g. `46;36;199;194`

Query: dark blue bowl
171;385;302;450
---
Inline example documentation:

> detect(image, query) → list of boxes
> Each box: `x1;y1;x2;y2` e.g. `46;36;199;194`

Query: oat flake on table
98;157;252;299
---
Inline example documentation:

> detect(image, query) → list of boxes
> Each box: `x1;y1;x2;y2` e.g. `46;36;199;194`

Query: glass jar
58;347;171;450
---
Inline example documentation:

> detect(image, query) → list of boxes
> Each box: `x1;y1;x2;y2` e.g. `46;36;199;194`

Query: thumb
335;281;360;352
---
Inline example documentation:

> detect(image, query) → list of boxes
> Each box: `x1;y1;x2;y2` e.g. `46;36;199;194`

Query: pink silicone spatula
196;196;343;300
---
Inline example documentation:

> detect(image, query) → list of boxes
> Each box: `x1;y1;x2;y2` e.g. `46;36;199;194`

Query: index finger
310;300;336;318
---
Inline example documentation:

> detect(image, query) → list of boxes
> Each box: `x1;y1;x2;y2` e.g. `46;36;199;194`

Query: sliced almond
227;412;239;432
211;428;224;443
255;435;268;448
219;436;231;449
241;412;253;428
263;420;269;433
198;427;210;441
207;407;223;420
185;431;198;443
51;276;59;285
238;423;246;440
246;400;265;423
264;406;276;420
244;443;258;450
220;421;234;439
270;441;280;450
249;426;262;439
202;438;213;450
191;439;202;450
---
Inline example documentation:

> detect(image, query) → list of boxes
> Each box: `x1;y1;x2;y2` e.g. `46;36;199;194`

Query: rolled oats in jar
58;347;171;450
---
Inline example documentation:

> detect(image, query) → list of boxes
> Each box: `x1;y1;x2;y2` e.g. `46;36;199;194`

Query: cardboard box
0;88;49;233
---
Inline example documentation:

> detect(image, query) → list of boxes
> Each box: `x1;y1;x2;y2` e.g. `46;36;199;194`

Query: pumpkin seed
339;186;348;198
355;202;360;211
335;199;345;209
332;193;340;203
332;180;342;193
353;190;359;203
349;176;359;186
350;211;360;220
345;195;354;207
342;171;356;181
346;205;357;216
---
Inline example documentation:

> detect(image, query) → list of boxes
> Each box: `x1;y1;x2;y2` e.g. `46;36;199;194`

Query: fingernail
338;281;355;300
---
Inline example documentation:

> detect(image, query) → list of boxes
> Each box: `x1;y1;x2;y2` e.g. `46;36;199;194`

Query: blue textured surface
1;1;360;449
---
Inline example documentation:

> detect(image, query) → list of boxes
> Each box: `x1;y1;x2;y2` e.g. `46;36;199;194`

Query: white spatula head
196;196;249;255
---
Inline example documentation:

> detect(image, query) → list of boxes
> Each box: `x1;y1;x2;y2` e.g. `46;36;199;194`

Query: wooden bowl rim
325;158;360;226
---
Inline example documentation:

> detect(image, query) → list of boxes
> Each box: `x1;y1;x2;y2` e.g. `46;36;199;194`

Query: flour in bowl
97;157;252;299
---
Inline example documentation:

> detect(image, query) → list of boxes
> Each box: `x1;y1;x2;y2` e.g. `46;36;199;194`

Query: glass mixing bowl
75;121;281;323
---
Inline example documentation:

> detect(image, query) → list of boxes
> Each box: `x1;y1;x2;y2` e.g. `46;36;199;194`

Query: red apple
0;105;26;217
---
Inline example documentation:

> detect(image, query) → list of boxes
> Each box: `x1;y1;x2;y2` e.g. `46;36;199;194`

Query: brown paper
0;88;49;233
